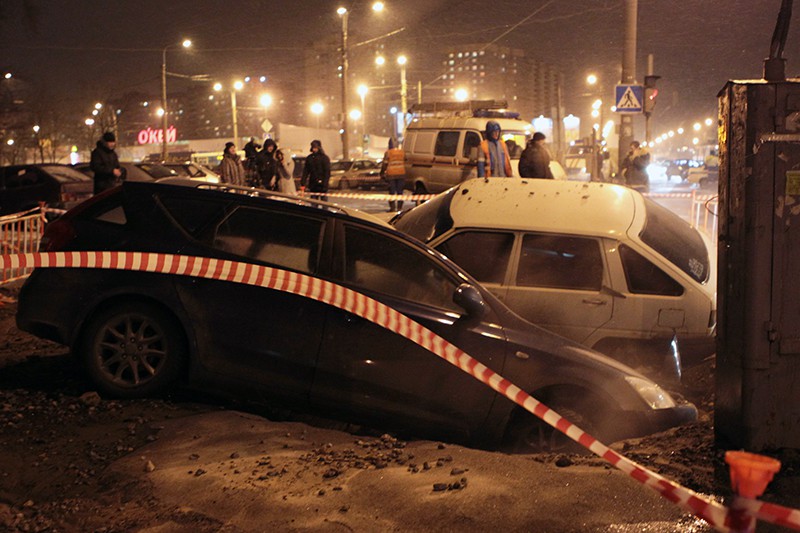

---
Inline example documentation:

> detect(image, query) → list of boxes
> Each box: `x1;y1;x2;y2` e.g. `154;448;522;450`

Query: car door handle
582;298;607;306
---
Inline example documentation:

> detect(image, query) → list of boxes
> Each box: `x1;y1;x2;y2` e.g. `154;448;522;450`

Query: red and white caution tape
301;191;437;201
3;250;798;532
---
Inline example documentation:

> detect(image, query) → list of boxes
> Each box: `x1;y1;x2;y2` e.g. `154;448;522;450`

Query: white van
403;110;564;194
391;178;716;381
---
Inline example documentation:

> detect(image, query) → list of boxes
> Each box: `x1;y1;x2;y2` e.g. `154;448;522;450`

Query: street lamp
338;6;350;160
357;84;368;150
161;38;192;161
311;102;324;135
397;55;408;121
454;88;469;102
214;80;244;144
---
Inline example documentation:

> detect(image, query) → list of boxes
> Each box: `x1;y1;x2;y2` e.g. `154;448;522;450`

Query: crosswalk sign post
615;84;644;113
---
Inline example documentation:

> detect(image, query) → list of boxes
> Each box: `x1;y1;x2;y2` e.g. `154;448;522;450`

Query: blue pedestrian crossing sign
615;84;644;113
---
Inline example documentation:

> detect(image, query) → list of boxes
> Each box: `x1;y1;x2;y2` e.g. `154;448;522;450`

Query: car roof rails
409;100;520;119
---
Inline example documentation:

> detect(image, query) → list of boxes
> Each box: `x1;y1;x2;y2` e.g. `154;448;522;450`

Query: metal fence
0;207;45;284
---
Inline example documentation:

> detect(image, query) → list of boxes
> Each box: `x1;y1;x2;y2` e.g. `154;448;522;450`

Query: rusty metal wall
716;80;800;450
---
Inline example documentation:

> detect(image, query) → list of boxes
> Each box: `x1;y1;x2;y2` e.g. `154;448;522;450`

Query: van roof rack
409;100;520;119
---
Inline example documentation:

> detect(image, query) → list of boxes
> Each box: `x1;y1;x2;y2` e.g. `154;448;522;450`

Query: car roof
446;178;639;238
150;178;392;228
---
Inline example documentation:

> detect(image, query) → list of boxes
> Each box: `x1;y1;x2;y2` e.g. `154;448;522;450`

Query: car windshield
138;164;178;179
330;161;354;172
40;165;91;183
640;197;710;283
500;132;529;159
391;187;457;243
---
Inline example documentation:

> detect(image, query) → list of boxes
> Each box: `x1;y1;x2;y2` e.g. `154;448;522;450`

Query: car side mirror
453;283;487;318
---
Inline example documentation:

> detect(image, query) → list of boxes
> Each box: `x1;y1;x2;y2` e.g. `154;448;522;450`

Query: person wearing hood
275;149;298;195
219;142;246;186
518;132;554;179
478;120;512;177
380;137;406;211
89;131;122;194
301;140;331;201
256;138;278;190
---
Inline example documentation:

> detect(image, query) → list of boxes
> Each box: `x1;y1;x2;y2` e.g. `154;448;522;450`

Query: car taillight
39;217;76;251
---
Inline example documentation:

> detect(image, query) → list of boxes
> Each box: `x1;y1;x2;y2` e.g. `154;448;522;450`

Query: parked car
0;164;94;217
159;162;220;183
329;158;385;190
17;179;696;452
74;161;179;182
390;178;717;380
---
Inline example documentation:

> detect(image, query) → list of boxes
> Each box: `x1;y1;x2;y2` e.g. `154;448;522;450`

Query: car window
516;233;603;291
5;168;43;189
213;207;325;274
436;231;513;284
138;164;178;179
158;195;229;236
434;131;460;157
40;165;91;183
619;244;684;296
463;131;482;158
343;225;459;311
330;161;353;172
640;197;709;283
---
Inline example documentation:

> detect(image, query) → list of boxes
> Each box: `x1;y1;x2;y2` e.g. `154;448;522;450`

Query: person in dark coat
621;140;650;192
519;132;554;179
256;139;278;190
301;139;331;201
89;131;122;194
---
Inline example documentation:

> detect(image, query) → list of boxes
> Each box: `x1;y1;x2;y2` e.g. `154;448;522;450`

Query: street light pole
161;46;169;161
160;39;192;162
338;7;350;161
398;55;408;124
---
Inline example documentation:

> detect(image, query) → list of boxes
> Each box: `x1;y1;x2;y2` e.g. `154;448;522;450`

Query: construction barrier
1;249;797;532
0;207;46;284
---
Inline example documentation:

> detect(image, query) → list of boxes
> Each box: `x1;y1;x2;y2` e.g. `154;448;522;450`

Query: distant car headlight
625;376;677;409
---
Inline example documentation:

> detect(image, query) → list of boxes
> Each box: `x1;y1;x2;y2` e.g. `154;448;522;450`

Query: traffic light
644;75;660;114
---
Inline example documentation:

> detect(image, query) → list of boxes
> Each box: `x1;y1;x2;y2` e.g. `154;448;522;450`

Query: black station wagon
16;180;696;452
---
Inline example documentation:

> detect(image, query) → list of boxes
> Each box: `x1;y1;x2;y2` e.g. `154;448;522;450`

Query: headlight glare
625;376;677;409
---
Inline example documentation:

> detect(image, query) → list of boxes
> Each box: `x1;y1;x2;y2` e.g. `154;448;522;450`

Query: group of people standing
477;120;554;179
218;137;297;195
218;137;333;198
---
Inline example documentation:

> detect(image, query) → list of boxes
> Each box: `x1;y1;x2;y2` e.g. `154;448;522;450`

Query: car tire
501;397;602;454
79;301;187;399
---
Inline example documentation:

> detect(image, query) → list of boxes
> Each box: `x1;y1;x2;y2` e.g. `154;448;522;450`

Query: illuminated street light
161;38;193;160
311;101;324;133
375;55;386;66
372;1;384;12
3;72;11;79
156;108;165;117
397;55;408;120
215;81;244;143
677;127;685;134
586;73;598;86
349;109;362;121
692;137;700;145
6;139;14;146
455;88;469;102
33;125;40;133
693;122;702;131
85;118;95;126
260;93;273;108
357;84;368;145
705;117;713;126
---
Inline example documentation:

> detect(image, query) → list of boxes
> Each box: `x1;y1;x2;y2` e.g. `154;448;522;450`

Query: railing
0;206;46;284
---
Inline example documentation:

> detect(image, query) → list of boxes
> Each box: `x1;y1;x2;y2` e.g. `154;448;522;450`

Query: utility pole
618;0;638;173
645;54;654;143
339;8;350;161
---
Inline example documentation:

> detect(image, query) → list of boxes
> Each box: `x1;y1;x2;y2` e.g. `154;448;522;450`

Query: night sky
1;0;797;135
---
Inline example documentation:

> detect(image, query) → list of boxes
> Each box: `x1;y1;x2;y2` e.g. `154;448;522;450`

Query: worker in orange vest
478;120;513;177
381;138;406;211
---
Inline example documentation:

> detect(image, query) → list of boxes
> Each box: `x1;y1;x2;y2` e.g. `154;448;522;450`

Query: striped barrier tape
301;191;437;201
2;250;798;532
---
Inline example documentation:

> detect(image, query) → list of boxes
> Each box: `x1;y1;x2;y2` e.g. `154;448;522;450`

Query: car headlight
625;376;677;409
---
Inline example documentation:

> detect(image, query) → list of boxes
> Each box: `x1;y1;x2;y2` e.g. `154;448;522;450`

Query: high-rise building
441;44;561;121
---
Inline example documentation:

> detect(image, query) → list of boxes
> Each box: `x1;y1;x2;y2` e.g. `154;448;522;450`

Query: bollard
725;450;782;532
